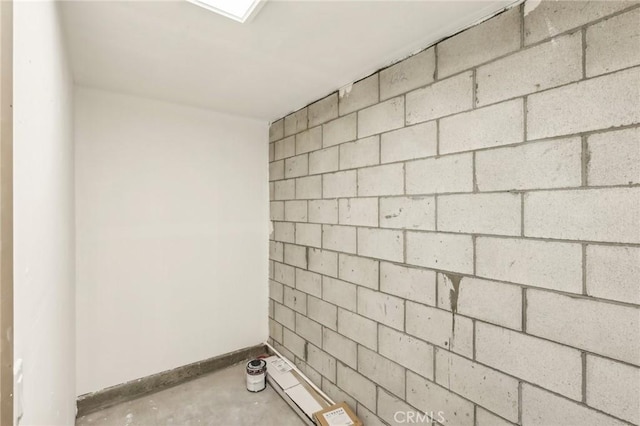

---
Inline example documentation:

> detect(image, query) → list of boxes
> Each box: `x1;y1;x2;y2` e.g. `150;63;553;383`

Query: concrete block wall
268;2;640;425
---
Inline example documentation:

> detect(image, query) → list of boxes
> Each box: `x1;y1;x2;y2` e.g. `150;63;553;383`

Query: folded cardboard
314;402;363;426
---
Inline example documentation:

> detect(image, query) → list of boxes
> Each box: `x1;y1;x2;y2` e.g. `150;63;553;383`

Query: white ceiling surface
60;0;514;121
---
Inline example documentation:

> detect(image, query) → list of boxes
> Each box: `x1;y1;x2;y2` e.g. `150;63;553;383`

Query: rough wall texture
268;2;640;425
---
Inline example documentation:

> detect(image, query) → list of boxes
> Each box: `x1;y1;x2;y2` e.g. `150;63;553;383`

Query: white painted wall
13;1;76;424
75;87;269;395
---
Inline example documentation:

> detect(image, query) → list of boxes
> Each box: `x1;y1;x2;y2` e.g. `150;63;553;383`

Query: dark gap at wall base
76;344;267;417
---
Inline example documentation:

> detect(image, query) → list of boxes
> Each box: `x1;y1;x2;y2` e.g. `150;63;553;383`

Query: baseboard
76;344;267;417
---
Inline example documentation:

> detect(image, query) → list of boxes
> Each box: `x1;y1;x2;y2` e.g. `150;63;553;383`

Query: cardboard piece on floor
264;355;298;390
314;402;363;426
285;383;324;419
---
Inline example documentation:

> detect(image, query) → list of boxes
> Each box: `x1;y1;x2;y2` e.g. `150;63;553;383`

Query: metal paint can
246;359;267;392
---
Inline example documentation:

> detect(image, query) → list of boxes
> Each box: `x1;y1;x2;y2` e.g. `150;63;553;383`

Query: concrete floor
76;363;306;426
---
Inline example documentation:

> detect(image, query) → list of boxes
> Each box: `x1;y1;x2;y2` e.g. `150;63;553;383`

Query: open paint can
246;359;267;392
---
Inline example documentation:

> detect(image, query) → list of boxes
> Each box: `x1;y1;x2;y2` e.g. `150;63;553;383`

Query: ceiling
60;0;515;121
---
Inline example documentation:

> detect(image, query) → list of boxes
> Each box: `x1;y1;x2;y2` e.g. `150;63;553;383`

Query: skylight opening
187;0;264;23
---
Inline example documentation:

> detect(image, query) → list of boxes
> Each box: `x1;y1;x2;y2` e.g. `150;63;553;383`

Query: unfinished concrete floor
76;363;306;425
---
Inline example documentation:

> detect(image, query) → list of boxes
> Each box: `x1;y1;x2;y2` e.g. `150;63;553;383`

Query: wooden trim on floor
76;344;268;417
0;0;14;424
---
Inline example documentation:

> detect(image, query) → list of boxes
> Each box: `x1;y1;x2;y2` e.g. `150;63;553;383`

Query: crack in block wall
267;2;640;425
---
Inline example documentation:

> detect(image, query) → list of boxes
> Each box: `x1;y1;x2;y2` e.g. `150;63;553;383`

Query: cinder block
308;296;337;330
323;170;357;198
524;0;632;45
274;222;295;244
380;122;437;164
476;32;582;107
587;8;640;77
309;94;338;127
406;232;473;274
357;403;387;426
324;329;357;369
308;248;338;278
586;244;640;305
405;302;473;357
377;388;421;426
338;253;379;289
406;371;474;426
295;314;322;347
527;68;640;140
309;146;339;175
524;187;640;243
269;119;284;143
439;275;522;330
337;363;377;411
296;126;322;155
274;261;295;287
379;196;435;231
307;344;337;382
358;346;405;398
587;355;640;424
438;7;521;78
357;287;404;330
358;97;404;138
270;201;284;221
275;136;295;160
269;143;274;163
338;309;378;350
322;225;357;254
295;175;322;200
284;287;307;315
269;182;274;201
379;325;434;379
437;192;521;236
323;380;358;412
269;241;283;262
436;349;519;422
406;71;473;124
476;237;582;293
380;262;436;306
440;99;524;154
406;153;473;194
269;279;284;304
284;244;307;269
285;154;308;179
323;276;357;311
323;113;357;147
274;302;296;330
339;136;380;170
476;408;515;426
521;384;627;426
476;137;582;191
273;342;295;363
284;200;307;222
358;163;404;196
380;48;435;100
527;289;640;365
284;108;308;136
295;268;322;298
588;127;640;186
339;198;378;227
295;359;322;385
283;328;306;360
308;200;338;224
357;228;404;262
339;74;379;116
269;160;284;181
274;179;295;200
296;223;321;248
476;322;582;400
269;319;283;344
